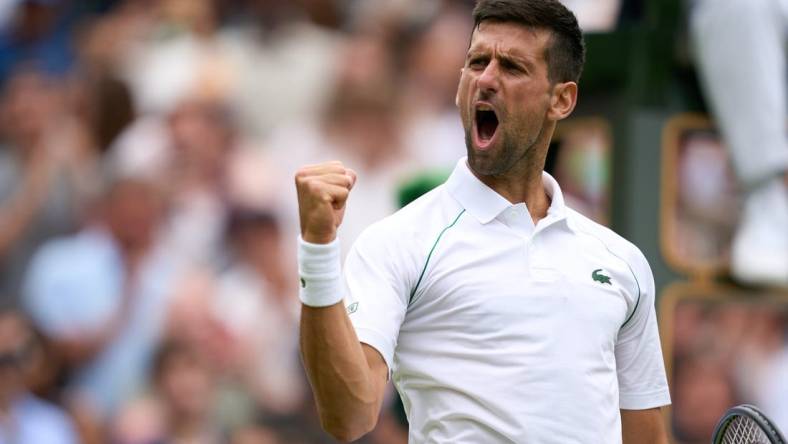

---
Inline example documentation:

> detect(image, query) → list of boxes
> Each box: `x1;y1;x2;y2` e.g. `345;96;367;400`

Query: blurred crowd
3;0;786;443
674;129;739;266
671;298;788;443
0;0;489;442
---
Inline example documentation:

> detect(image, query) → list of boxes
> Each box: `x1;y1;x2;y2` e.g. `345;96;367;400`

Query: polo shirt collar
445;157;567;225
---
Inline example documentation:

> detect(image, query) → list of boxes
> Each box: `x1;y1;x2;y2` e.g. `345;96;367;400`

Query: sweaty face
457;22;554;177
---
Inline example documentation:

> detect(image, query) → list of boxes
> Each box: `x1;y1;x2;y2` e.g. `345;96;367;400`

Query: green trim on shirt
409;209;466;305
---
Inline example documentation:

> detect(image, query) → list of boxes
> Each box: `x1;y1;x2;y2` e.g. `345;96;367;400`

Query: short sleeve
343;224;416;375
23;235;121;338
615;249;671;410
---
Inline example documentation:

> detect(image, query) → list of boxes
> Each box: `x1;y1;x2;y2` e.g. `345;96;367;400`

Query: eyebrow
466;47;537;71
501;52;534;70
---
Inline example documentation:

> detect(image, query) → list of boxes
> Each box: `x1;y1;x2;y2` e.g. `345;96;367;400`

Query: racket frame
712;404;787;444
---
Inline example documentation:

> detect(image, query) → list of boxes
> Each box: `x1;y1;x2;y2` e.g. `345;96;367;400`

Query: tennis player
295;1;671;442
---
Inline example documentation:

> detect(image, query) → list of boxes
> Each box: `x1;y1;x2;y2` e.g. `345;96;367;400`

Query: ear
547;81;578;121
455;68;464;108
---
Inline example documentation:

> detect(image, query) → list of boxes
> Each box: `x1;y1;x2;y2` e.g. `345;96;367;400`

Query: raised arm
295;161;388;442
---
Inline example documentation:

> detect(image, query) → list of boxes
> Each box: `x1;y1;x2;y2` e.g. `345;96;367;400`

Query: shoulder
17;396;78;441
353;184;464;251
23;229;119;323
566;208;651;279
24;234;85;284
27;229;116;276
19;395;70;420
345;184;466;287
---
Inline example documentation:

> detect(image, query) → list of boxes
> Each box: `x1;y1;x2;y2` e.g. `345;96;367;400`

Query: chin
464;133;497;174
467;150;502;176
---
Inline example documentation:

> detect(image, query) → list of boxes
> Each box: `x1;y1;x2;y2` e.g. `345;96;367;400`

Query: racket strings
722;416;771;444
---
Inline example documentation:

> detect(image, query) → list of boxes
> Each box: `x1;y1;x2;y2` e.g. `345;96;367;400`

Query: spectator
672;354;737;443
400;3;472;170
121;0;235;114
112;341;225;444
674;133;739;264
220;0;345;140
670;300;788;442
72;0;160;77
213;209;304;415
68;72;136;155
108;96;270;267
0;309;78;444
732;307;788;434
0;0;78;85
158;98;235;266
269;30;420;254
0;69;98;306
22;176;181;428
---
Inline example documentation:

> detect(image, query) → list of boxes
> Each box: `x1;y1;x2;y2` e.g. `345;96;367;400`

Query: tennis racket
712;404;787;444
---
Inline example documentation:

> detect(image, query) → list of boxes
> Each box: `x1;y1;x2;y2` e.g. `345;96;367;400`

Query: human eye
501;59;524;74
467;55;488;70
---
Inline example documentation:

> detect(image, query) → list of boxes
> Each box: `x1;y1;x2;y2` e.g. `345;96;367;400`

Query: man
111;341;224;443
295;1;671;442
23;177;179;421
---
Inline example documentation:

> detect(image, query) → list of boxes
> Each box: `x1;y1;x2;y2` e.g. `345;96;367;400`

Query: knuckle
305;180;322;194
295;168;311;184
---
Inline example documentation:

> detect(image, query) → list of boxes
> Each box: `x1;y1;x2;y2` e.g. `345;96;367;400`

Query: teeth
476;104;493;111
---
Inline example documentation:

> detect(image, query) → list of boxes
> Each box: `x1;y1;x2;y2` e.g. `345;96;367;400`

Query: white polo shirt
343;158;671;444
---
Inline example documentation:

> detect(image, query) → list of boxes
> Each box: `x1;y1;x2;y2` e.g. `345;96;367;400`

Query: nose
477;60;500;94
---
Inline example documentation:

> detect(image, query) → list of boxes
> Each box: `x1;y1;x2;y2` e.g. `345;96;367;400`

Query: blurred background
0;0;785;443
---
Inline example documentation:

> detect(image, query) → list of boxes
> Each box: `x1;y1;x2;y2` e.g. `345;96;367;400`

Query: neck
472;136;552;224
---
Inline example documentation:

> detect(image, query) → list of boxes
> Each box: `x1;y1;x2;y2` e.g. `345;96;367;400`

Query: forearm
295;162;377;441
300;302;382;442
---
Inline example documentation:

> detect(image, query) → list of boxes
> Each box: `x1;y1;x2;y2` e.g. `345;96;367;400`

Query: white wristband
297;236;344;307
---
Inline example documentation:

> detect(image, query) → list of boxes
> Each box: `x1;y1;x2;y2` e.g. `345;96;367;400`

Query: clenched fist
295;161;357;244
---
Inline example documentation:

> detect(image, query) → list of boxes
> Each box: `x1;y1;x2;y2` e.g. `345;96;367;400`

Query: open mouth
474;106;499;148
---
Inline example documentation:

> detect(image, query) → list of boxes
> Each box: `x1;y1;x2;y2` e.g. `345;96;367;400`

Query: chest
404;226;632;351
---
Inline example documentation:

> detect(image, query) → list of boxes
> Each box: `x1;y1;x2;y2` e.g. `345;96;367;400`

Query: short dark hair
472;0;586;83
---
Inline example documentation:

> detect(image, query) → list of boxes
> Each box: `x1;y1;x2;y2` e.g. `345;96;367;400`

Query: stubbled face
456;21;555;177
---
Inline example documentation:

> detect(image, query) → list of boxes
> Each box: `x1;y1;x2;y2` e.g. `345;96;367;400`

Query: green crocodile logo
592;269;612;285
347;302;359;314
